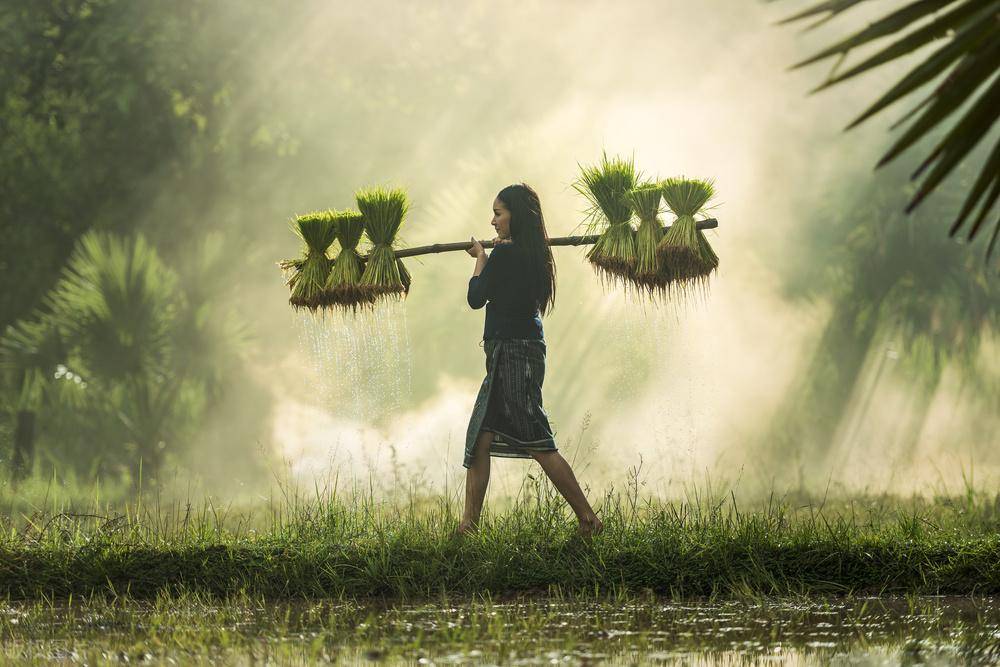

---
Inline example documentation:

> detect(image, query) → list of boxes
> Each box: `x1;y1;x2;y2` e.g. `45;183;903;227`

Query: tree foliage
0;231;248;481
0;0;277;330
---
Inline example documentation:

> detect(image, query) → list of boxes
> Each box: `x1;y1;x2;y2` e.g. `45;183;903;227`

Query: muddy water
3;595;999;665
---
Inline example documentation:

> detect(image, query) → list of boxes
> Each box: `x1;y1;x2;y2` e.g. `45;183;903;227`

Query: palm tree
0;316;68;480
41;231;185;478
774;0;1000;258
0;229;245;480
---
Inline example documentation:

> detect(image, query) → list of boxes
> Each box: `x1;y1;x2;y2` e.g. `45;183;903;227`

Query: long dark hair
496;183;556;316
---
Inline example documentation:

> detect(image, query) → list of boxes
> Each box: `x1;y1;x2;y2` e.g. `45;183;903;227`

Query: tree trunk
11;409;36;481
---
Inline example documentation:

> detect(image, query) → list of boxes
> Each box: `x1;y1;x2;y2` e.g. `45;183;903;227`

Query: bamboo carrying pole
376;218;718;260
279;218;718;270
279;218;721;311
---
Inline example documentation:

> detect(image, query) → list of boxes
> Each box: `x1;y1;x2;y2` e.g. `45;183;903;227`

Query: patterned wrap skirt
463;338;558;468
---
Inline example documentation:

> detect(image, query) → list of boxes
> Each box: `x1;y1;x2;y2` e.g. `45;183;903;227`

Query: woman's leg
529;451;603;536
458;429;493;533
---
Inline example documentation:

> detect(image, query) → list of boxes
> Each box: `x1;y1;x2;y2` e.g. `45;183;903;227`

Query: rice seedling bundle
289;210;338;310
573;152;639;288
324;209;377;312
656;178;718;291
624;183;667;294
279;168;722;314
357;186;411;303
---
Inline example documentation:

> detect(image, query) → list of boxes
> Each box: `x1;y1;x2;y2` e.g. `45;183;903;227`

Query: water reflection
2;595;1000;665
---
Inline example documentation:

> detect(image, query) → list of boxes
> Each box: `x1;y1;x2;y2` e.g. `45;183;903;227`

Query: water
4;595;999;665
615;293;707;484
292;299;413;424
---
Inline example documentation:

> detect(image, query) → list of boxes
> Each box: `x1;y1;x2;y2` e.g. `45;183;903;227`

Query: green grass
1;473;1000;601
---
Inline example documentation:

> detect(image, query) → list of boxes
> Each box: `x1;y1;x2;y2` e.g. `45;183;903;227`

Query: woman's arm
467;239;509;309
467;255;490;309
472;253;487;277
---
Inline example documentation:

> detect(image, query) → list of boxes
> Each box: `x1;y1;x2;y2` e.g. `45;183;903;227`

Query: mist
5;0;997;504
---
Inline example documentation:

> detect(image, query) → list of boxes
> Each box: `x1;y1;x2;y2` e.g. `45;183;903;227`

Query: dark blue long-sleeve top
467;242;544;341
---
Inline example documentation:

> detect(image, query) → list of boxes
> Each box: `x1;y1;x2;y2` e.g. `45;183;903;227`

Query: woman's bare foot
577;514;603;538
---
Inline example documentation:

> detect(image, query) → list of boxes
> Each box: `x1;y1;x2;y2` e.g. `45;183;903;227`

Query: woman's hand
467;236;485;258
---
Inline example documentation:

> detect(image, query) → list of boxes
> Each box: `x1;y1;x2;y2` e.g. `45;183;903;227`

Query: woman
458;183;604;538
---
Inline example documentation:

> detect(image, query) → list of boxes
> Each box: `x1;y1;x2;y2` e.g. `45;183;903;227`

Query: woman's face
492;197;511;239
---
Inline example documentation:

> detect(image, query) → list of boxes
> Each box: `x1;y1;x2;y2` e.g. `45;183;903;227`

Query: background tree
0;0;281;331
0;0;279;483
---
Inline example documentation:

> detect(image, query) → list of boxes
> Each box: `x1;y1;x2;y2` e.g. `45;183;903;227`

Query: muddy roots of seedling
586;223;638;289
358;246;409;305
323;284;380;313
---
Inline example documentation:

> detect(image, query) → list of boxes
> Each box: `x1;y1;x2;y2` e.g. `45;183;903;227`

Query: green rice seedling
278;257;304;292
288;211;338;310
573;152;639;290
356;186;411;304
624;183;667;295
657;177;718;296
697;227;719;272
324;209;377;312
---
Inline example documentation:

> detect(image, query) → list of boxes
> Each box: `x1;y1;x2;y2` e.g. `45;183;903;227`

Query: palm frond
0;316;66;408
792;0;983;76
42;232;178;383
779;0;1000;258
839;8;998;126
774;0;870;29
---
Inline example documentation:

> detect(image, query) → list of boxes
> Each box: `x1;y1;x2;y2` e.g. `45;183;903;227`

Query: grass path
2;480;999;599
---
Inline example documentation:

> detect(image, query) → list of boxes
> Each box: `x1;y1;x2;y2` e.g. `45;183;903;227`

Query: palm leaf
965;165;1000;239
775;0;869;28
778;0;1000;258
874;50;999;173
987;211;1000;258
905;73;1000;211
0;316;66;409
789;0;958;70
795;0;989;81
951;136;1000;236
876;37;999;147
848;12;999;129
43;232;177;382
